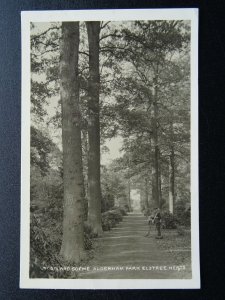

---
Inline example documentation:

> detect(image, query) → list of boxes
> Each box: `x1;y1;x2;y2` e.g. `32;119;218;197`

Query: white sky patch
101;136;124;165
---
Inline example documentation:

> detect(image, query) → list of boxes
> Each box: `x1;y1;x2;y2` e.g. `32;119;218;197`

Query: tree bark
140;187;145;212
86;21;103;235
168;119;175;214
59;22;85;263
169;145;175;214
144;178;150;210
127;150;132;211
81;130;89;220
127;177;132;211
151;75;160;208
158;150;163;209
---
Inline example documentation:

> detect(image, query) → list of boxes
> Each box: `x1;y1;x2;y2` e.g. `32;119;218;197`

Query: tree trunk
82;130;89;220
86;21;103;235
59;22;85;263
144;178;150;210
147;136;153;209
168;119;175;214
169;146;175;214
127;150;132;211
140;188;145;212
151;75;160;208
158;151;163;209
128;177;132;211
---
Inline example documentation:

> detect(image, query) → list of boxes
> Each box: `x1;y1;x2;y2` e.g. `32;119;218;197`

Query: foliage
101;207;124;231
101;212;112;231
112;206;127;216
30;126;54;176
30;178;94;277
174;200;191;226
30;213;63;278
161;211;177;229
101;187;115;213
101;165;129;212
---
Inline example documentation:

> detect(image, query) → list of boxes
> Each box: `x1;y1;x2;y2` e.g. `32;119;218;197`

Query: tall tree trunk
148;135;154;209
82;130;89;220
158;151;163;209
86;21;103;235
127;150;132;211
169;145;175;214
151;74;160;208
168;119;175;214
59;22;85;262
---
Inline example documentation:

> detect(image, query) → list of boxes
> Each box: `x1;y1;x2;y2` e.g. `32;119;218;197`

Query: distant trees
101;164;128;212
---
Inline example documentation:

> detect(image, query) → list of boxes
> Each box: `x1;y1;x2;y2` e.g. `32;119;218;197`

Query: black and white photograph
20;9;199;289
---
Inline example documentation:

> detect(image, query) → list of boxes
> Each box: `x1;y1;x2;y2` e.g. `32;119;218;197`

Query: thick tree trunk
169;146;175;214
86;21;103;235
59;22;85;263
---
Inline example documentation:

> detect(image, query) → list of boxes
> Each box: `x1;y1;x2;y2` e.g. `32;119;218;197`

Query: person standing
145;212;155;237
154;207;163;239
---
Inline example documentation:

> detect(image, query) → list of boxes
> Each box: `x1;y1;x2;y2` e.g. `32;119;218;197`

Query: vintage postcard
20;8;199;289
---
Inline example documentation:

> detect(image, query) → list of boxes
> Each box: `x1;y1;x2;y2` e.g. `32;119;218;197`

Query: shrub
30;214;62;278
101;211;116;231
83;221;100;250
174;201;191;227
111;206;127;216
101;208;124;231
101;212;112;231
161;211;177;229
108;209;123;222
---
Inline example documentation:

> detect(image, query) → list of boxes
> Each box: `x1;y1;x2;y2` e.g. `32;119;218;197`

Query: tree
105;21;190;211
59;22;85;262
86;21;103;235
30;126;54;176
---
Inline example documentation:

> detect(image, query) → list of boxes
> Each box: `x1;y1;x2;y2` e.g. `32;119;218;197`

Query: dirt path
79;213;191;279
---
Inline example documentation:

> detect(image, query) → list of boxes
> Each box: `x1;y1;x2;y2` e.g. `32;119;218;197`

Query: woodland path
78;213;191;279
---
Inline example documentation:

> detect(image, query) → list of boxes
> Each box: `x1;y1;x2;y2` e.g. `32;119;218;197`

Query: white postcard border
20;8;200;289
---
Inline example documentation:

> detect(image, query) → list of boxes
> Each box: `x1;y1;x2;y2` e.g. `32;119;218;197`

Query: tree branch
31;26;60;41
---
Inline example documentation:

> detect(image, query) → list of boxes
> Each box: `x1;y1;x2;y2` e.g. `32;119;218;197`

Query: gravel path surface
79;213;191;279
